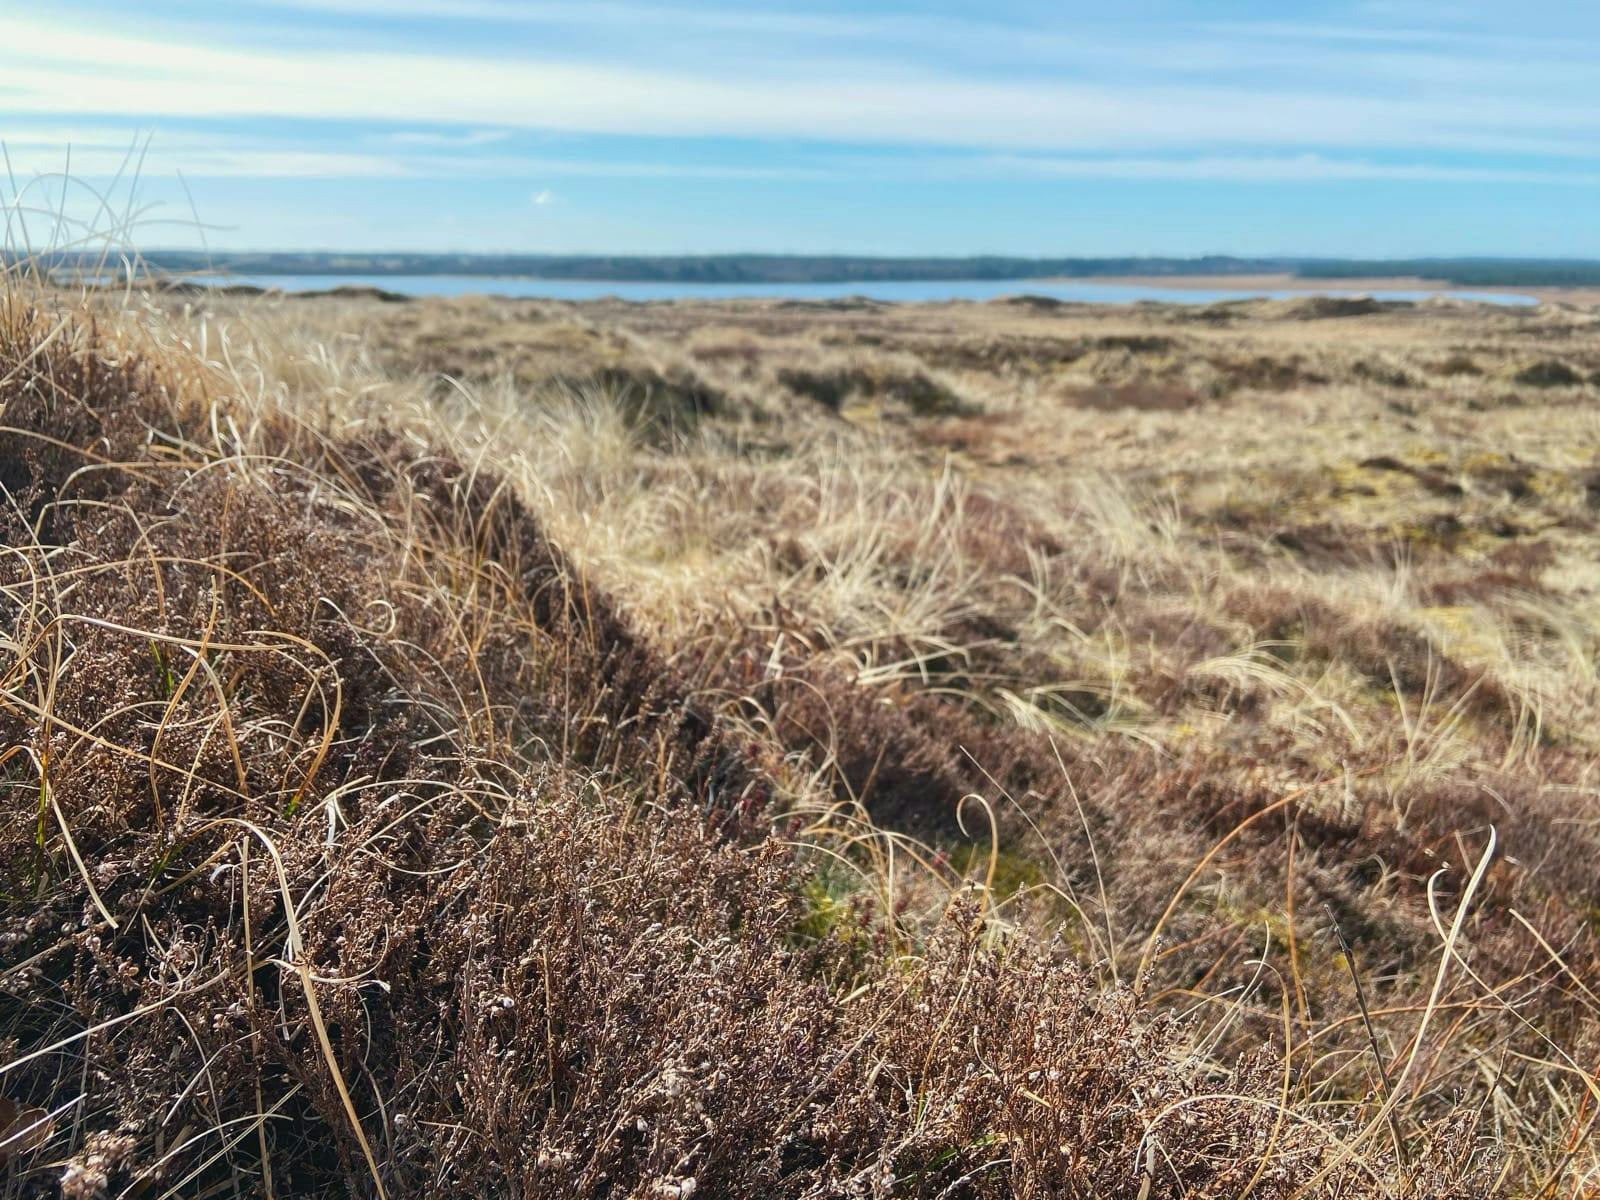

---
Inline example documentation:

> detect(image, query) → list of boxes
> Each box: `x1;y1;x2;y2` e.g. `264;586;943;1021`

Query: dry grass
3;279;1599;1196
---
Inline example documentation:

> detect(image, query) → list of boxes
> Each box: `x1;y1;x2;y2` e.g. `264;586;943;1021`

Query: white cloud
388;129;510;148
8;14;1600;161
530;188;554;205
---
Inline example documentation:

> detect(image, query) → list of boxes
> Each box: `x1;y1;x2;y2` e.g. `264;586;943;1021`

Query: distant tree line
117;252;1296;282
24;250;1600;287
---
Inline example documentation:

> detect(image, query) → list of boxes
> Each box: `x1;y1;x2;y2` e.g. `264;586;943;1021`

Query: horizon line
58;250;1600;265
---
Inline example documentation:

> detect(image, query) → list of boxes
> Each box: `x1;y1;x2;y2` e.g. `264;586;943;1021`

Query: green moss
956;840;1045;900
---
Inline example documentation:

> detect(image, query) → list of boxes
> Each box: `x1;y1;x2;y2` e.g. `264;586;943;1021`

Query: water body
184;273;1539;306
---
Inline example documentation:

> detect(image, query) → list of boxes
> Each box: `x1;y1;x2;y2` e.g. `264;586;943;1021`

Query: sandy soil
1088;273;1600;308
1080;272;1481;294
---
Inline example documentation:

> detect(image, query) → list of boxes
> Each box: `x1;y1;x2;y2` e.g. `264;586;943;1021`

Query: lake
182;273;1540;306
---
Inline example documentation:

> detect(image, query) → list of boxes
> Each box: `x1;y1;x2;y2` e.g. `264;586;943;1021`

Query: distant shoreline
1051;273;1600;306
1071;272;1450;292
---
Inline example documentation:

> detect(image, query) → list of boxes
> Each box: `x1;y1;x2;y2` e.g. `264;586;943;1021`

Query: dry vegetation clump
776;362;971;417
4;281;1600;1196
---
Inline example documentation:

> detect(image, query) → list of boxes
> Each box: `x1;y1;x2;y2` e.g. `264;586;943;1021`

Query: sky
4;0;1600;257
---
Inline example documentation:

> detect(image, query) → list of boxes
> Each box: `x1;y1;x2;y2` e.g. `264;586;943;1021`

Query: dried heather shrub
0;293;1525;1198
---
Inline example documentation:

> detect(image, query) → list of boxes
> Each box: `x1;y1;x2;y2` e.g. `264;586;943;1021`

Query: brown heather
2;280;1597;1197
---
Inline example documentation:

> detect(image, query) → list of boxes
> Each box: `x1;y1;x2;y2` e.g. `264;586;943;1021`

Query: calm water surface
186;273;1539;306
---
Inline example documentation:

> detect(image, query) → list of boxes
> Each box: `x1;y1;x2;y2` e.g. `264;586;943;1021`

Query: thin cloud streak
13;135;1596;188
978;154;1600;185
250;0;1600;72
246;0;888;38
387;129;512;148
0;142;416;179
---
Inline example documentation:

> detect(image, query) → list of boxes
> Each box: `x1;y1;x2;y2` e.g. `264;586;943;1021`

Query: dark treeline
28;250;1600;286
123;252;1294;282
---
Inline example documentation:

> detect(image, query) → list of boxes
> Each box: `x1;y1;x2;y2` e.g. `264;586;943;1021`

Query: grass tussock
3;282;1599;1196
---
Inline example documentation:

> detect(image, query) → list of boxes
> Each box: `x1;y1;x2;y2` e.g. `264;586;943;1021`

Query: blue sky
5;1;1600;255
